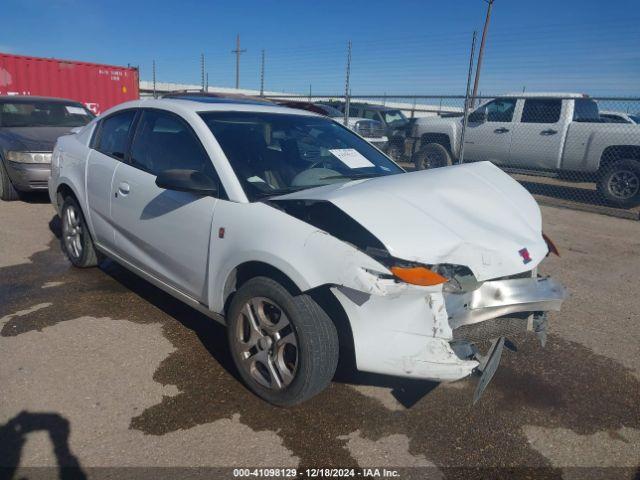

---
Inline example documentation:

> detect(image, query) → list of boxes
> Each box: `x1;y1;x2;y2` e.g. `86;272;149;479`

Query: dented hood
274;161;548;281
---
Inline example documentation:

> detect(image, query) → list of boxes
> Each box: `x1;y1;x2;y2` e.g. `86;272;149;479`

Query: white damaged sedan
49;96;567;406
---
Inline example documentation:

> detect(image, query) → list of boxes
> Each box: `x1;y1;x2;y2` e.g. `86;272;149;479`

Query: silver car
0;96;94;200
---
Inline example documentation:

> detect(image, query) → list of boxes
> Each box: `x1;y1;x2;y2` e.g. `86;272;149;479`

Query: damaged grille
452;315;529;344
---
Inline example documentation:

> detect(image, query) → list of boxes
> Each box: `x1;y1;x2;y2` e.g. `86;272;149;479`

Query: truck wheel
597;159;640;207
60;196;100;267
0;160;20;201
227;276;339;406
412;143;452;170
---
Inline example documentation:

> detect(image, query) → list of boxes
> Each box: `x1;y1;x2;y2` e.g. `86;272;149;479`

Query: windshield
200;111;403;201
629;114;640;124
381;110;407;127
0;101;94;127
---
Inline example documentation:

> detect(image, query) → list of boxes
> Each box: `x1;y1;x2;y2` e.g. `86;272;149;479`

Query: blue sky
2;0;639;95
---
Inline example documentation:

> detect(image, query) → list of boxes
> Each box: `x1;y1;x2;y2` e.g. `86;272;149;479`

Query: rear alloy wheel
598;159;640;208
0;160;20;201
61;196;100;267
412;143;452;170
227;277;338;406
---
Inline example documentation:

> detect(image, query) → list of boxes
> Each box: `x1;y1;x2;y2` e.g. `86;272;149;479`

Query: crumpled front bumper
334;274;567;384
446;276;567;330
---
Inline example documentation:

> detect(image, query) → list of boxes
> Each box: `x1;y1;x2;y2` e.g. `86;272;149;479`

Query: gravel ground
1;195;639;479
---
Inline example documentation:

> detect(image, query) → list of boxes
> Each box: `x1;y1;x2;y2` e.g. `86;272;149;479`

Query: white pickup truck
411;93;640;207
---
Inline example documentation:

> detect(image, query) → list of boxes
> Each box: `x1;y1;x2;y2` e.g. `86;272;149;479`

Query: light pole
471;0;495;105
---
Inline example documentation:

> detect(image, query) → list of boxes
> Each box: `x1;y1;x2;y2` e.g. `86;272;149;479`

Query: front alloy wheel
235;297;299;390
227;277;339;406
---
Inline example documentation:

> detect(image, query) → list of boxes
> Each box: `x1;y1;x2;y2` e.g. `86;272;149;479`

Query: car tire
226;276;339;406
60;196;100;268
412;143;452;170
0;160;20;201
597;159;640;208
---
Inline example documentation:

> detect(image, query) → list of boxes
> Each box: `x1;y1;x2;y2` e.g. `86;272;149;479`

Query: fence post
260;49;265;97
200;53;205;92
343;40;352;127
458;31;477;165
152;60;156;99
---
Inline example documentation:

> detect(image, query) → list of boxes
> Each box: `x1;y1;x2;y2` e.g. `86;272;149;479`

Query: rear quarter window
94;110;137;160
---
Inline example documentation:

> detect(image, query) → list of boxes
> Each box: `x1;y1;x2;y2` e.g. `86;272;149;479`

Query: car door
463;98;517;164
85;109;137;250
110;109;221;302
509;98;567;169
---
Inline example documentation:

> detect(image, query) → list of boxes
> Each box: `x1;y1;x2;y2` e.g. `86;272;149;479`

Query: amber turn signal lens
542;232;560;256
390;266;448;286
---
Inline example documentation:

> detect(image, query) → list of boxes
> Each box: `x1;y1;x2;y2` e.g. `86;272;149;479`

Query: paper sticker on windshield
329;149;374;168
66;106;88;115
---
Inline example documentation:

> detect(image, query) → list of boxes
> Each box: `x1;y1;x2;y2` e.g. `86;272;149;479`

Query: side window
95;110;136;159
129;110;216;178
484;99;517;122
363;110;379;121
521;99;562;123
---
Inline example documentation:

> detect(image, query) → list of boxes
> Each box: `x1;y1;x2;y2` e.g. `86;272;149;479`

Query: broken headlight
432;264;483;294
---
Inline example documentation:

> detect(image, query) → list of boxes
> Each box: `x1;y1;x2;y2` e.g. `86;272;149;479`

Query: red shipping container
0;53;139;115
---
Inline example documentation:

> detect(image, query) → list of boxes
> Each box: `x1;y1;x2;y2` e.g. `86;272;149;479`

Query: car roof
0;95;84;104
103;97;322;117
501;92;589;99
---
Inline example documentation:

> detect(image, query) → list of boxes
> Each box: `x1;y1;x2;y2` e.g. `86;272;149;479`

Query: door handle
541;129;558;135
116;182;130;197
494;127;510;134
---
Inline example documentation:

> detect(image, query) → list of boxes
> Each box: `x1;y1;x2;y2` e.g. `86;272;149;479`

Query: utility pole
471;0;494;106
343;40;352;126
232;34;246;89
260;49;265;96
200;53;205;92
152;60;157;99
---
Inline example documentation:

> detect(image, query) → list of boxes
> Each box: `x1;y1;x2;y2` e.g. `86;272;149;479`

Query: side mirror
155;169;218;196
468;109;487;123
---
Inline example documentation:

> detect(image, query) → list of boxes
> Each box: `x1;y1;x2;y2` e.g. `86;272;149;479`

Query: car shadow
0;411;87;480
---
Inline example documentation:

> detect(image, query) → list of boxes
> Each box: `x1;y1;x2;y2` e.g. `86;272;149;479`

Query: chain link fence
260;93;640;215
